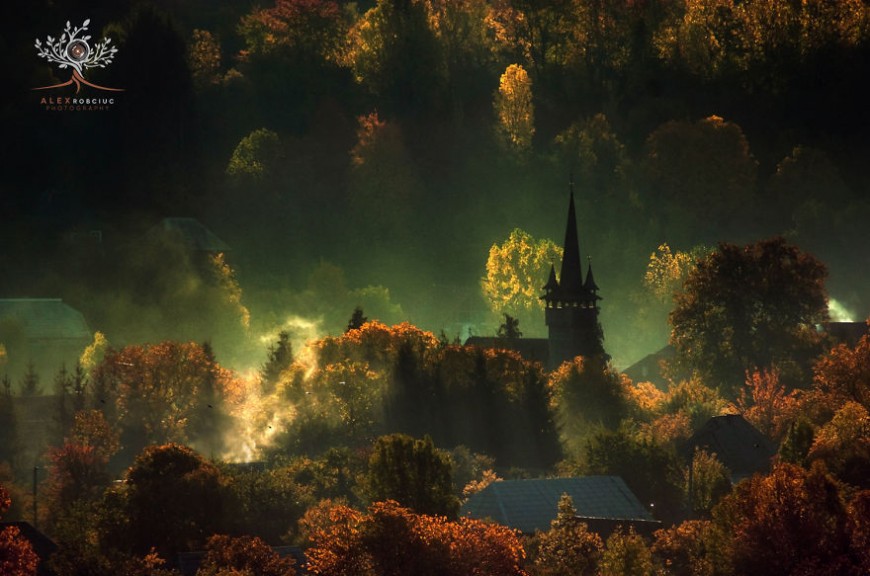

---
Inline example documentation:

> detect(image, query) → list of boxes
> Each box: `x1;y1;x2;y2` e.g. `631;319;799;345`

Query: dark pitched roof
0;299;90;342
461;476;653;535
463;337;549;366
621;345;676;390
823;321;869;347
153;217;231;252
683;414;776;482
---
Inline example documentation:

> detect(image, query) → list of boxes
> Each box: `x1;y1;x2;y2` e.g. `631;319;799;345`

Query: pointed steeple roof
584;257;600;298
543;264;559;292
559;185;584;297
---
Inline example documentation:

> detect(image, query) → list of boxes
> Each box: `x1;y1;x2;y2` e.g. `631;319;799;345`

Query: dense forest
2;0;869;368
2;1;870;575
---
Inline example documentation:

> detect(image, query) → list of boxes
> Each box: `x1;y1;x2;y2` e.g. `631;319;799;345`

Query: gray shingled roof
683;414;775;482
0;299;90;341
461;476;653;534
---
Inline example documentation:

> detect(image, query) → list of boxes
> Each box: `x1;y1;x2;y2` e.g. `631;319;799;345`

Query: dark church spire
542;179;607;368
558;181;584;299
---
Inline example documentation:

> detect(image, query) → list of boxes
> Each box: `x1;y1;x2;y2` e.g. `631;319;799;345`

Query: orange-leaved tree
304;500;527;576
0;484;38;576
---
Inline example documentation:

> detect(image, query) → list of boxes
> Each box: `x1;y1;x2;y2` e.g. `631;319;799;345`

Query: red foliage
0;484;39;576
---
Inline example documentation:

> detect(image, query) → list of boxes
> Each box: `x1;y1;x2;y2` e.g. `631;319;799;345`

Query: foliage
91;341;236;462
497;313;522;339
99;444;230;562
806;328;870;422
686;449;731;517
778;418;815;466
343;0;445;117
279;321;559;469
599;527;654;576
18;362;41;396
549;356;629;455
44;410;121;530
304;500;527;576
482;228;562;333
346;307;368;333
737;368;801;442
261;330;294;393
806;401;870;489
0;484;38;576
651;520;718;576
365;434;459;518
529;494;603;576
188;29;222;88
583;427;684;523
196;534;296;576
224;462;317;544
239;0;346;63
495;63;535;153
226;128;282;180
669;237;829;394
712;462;862;575
643;244;704;304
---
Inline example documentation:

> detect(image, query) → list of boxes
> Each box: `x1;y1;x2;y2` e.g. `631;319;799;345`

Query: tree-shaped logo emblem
33;19;124;93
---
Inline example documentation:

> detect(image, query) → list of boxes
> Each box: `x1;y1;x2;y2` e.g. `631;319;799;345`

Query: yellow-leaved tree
494;63;534;154
482;228;561;335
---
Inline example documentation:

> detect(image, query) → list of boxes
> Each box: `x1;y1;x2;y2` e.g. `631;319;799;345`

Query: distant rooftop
153;217;231;253
461;476;653;535
683;414;775;483
0;298;90;341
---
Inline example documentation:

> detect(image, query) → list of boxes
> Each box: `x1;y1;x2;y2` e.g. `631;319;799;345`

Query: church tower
541;185;606;368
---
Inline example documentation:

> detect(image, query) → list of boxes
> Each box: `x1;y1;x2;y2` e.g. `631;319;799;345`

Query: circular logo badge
66;39;90;63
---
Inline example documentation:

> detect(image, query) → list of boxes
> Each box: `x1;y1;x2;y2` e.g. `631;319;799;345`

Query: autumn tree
806;327;870;421
530;494;603;576
224;462;316;545
643;116;757;243
482;228;562;333
669;237;829;394
99;444;230;562
365;434;459;518
304;500;527;576
91;341;235;463
344;0;445;118
188;29;222;89
347;112;422;245
686;449;731;517
554;114;630;201
583;427;684;523
0;484;38;576
494;63;535;154
651;520;718;576
600;527;654;576
226;127;282;181
805;402;870;489
737;368;801;442
196;534;296;576
43;409;121;533
550;356;629;455
713;462;863;575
